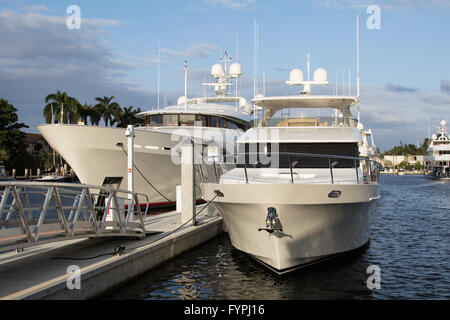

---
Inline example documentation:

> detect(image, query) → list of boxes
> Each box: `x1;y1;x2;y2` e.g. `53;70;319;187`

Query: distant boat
34;174;65;183
425;119;450;180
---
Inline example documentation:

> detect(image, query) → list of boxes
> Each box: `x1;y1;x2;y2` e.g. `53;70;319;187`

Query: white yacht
201;65;381;273
425;120;450;179
38;54;252;207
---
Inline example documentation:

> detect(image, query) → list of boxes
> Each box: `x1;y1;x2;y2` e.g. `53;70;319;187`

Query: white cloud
205;0;257;9
186;0;258;12
385;83;418;93
19;4;53;13
161;43;220;59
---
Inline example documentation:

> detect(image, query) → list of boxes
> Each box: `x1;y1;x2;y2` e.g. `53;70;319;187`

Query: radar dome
229;63;242;77
211;64;224;78
289;69;304;83
314;68;328;82
177;96;186;105
432;134;438;140
441;119;447;126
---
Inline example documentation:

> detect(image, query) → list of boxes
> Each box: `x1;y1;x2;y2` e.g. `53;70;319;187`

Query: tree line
0;92;145;175
0;99;30;174
382;139;430;156
43;91;144;127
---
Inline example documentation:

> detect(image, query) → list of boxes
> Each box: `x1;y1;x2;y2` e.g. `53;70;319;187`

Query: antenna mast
236;32;239;109
356;14;361;121
184;60;188;111
263;72;266;96
348;69;351;96
253;19;259;120
158;37;161;110
307;52;311;81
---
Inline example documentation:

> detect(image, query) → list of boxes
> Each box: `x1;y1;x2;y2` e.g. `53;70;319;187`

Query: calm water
104;175;449;300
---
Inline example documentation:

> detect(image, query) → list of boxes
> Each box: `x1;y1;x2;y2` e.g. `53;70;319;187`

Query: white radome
229;63;242;77
313;68;328;82
289;69;304;83
211;64;224;78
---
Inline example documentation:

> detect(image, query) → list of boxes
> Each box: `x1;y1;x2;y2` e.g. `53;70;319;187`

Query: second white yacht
39;54;253;206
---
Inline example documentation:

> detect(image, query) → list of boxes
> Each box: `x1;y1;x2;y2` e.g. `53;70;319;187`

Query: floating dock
0;205;223;300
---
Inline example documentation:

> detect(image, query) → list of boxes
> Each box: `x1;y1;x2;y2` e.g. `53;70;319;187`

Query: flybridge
250;55;360;129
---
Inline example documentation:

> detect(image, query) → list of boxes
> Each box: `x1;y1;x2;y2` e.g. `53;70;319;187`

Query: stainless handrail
0;182;150;252
204;151;381;185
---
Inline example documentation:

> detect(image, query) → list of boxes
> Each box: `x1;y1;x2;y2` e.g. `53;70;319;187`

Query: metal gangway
0;182;150;252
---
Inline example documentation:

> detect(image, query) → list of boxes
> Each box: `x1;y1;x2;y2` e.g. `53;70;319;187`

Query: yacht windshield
237;142;360;169
144;114;249;130
254;109;358;128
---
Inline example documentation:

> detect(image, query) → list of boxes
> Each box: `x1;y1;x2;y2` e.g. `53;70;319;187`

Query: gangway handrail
0;182;150;252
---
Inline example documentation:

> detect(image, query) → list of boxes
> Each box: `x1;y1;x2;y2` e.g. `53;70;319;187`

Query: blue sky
0;0;449;150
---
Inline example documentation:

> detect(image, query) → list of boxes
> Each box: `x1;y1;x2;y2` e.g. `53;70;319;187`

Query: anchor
258;207;283;234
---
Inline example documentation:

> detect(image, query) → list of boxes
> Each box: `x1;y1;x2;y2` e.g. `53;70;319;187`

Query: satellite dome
211;64;224;78
313;68;328;82
289;69;304;83
229;63;242;77
441;119;446;126
432;134;438;140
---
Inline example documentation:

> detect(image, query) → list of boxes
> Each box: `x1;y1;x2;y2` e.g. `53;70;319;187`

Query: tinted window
210;116;220;128
237;143;359;168
180;114;196;126
146;115;162;127
163;114;179;126
196;115;208;127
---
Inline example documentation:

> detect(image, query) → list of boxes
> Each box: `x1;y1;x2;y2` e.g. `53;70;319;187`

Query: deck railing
200;152;380;185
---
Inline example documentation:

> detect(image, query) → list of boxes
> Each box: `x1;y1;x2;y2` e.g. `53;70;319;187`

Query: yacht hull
202;183;379;273
38;125;189;206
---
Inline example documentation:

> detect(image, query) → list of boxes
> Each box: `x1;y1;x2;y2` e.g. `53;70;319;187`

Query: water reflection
105;175;449;300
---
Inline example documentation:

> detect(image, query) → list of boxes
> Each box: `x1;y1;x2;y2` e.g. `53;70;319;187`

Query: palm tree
43;102;56;124
77;103;93;125
94;96;121;127
90;105;102;126
44;91;80;124
115;106;143;128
